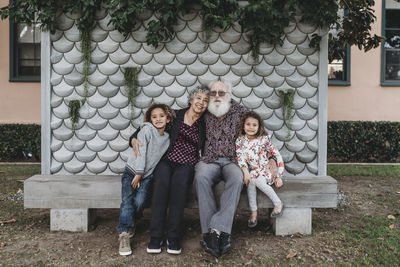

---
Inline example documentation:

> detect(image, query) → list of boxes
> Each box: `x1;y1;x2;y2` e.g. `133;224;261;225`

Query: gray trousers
194;158;243;234
247;174;281;212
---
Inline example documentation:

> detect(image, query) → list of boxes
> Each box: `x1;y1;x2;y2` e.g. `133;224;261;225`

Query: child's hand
274;177;283;188
131;174;142;189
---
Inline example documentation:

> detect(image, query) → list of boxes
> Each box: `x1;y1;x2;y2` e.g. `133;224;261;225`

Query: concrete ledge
25;175;337;234
25;175;337;209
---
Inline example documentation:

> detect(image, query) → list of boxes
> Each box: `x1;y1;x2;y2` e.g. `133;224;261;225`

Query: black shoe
147;237;163;254
200;232;220;258
219;232;232;255
167;238;182;255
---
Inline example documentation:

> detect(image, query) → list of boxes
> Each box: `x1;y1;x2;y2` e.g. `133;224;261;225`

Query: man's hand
242;167;251;186
267;159;278;180
131;174;142;189
131;138;142;158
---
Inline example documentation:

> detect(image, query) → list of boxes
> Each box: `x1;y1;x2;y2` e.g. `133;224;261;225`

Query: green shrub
328;121;400;163
0;124;40;162
1;121;399;163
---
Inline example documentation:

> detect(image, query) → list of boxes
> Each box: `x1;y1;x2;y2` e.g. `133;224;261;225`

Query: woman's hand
131;174;142;189
130;138;142;158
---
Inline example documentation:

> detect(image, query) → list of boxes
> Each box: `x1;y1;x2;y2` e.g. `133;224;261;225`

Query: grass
0;164;41;177
327;164;400;177
339;215;399;266
1;164;399;266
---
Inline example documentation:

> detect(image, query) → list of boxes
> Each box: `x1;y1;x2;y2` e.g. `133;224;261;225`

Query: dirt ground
0;173;399;266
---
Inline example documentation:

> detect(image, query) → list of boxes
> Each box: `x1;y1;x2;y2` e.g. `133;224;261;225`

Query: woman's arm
129;128;142;158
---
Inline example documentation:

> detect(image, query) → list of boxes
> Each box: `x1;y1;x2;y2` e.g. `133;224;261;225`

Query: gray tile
64;156;86;173
53;145;74;163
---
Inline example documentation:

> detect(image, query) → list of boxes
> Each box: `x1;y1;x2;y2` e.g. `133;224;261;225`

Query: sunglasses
209;90;229;97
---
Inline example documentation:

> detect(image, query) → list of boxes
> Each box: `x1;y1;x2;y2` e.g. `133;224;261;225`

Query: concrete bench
24;175;337;235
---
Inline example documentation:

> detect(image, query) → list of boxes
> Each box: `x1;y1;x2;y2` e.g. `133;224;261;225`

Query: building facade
0;0;399;124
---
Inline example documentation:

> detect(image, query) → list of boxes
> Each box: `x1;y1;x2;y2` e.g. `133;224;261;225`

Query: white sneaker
147;237;163;254
167;239;182;255
118;232;132;256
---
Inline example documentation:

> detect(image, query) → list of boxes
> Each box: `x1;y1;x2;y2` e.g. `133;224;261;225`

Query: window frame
9;21;41;82
381;0;400;86
328;44;351;86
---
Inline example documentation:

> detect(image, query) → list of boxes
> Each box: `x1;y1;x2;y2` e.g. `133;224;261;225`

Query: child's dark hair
145;103;175;131
238;111;267;137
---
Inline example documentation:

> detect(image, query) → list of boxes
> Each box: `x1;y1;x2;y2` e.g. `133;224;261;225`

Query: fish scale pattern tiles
50;10;320;176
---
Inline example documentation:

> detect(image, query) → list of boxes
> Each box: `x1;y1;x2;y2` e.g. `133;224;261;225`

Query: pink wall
328;0;400;122
0;0;41;124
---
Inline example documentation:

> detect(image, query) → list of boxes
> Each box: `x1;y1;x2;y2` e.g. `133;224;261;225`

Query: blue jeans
117;169;153;234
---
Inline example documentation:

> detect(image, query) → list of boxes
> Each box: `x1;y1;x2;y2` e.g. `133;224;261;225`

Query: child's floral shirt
236;135;285;183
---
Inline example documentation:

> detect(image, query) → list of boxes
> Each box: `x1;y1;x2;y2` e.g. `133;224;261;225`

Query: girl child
235;111;285;228
117;103;175;256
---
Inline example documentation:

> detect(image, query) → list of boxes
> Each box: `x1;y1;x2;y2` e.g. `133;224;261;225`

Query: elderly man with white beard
194;80;250;258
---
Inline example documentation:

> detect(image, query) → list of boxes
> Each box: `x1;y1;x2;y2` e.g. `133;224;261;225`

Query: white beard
208;98;231;117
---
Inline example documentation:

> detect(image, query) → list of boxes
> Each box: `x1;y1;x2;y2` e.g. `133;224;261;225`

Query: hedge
327;121;400;163
1;122;399;163
0;124;41;162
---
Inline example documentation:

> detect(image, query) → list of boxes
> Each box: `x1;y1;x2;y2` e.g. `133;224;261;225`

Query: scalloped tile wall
50;10;320;176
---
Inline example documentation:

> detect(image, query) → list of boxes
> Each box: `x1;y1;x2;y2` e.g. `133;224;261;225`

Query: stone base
50;209;96;232
272;208;312;236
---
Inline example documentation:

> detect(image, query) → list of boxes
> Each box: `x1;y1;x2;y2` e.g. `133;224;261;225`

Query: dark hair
238;111;267;138
144;103;176;131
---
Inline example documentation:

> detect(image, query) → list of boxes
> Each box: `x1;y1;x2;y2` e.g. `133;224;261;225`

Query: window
10;22;41;81
328;44;350;86
382;0;400;85
328;8;350;86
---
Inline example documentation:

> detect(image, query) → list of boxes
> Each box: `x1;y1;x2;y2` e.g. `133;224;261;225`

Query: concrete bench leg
272;208;312;236
50;209;97;232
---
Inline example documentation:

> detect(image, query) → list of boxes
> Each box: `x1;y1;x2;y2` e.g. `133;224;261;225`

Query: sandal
247;213;258;228
270;203;284;218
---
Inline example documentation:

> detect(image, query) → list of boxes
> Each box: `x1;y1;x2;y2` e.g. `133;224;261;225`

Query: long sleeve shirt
236;135;285;183
126;122;170;177
201;100;248;163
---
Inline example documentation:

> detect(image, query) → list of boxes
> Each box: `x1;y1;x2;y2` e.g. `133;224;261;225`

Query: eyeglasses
209;90;229;97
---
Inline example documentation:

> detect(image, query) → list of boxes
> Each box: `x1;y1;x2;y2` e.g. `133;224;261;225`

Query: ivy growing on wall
277;88;295;139
0;0;386;61
68;100;82;131
124;67;140;120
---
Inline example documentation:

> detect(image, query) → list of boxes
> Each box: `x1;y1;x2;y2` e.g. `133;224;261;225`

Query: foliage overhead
0;0;385;61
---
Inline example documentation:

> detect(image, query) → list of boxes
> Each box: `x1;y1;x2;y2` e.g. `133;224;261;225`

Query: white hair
208;80;232;93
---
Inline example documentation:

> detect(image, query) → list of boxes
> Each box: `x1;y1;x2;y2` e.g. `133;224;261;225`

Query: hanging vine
239;0;297;59
124;67;140;120
200;0;238;41
68;100;82;131
277;88;295;138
